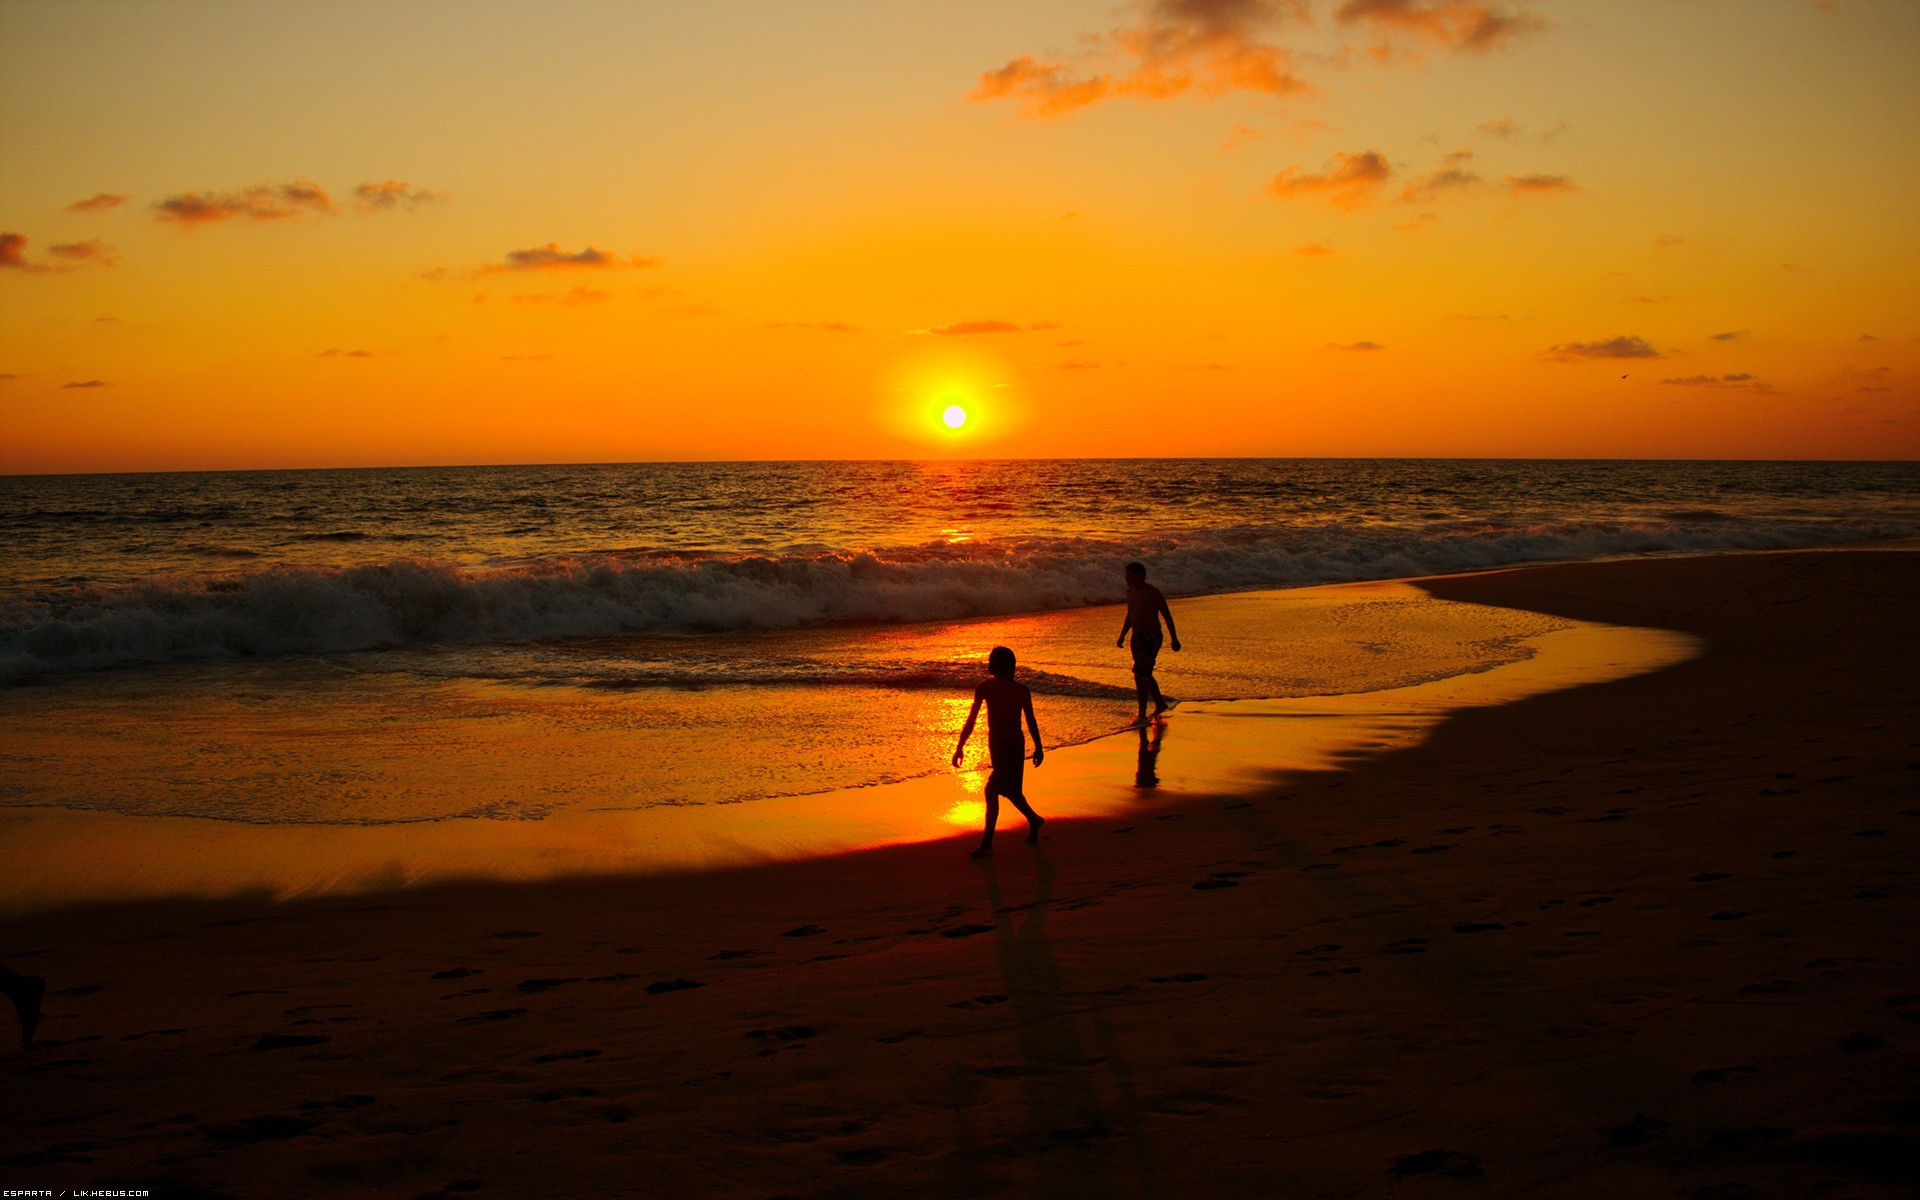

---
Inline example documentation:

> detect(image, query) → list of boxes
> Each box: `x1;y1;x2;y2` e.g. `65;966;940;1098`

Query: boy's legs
971;784;1001;857
1007;792;1044;843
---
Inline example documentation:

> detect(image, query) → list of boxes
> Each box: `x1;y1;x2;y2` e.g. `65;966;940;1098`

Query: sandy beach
3;547;1915;1198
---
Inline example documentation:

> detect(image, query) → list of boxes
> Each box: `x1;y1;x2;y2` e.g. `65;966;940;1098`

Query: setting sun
941;405;967;430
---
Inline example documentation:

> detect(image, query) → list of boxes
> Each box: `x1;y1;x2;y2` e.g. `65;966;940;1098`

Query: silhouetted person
952;646;1045;857
1117;561;1180;723
1134;721;1163;788
1;964;45;1046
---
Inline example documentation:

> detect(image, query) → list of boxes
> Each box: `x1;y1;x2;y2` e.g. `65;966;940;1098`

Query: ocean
1;458;1914;835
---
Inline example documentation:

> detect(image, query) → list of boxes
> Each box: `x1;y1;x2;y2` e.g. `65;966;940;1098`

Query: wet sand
2;549;1916;1198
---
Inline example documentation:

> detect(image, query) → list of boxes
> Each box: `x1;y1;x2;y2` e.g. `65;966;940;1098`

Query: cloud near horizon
153;179;337;225
1662;372;1777;392
48;239;119;267
1269;150;1390;209
766;320;863;332
1397;149;1479;203
66;193;128;213
354;180;448;212
485;244;662;272
926;319;1025;335
969;0;1314;117
1505;172;1576;195
61;379;110;389
1327;340;1385;350
1542;335;1661;361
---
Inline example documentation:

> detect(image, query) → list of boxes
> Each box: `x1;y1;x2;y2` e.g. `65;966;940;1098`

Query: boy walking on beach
1117;561;1181;723
951;646;1045;857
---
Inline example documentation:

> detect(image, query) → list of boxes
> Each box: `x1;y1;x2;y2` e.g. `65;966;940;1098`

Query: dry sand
2;548;1915;1198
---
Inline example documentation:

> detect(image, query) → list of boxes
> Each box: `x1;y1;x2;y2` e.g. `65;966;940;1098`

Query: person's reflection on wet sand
1134;722;1164;789
1;963;46;1045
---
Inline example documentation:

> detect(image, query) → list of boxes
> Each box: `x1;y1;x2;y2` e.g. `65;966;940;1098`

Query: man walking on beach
1118;561;1180;724
951;646;1045;857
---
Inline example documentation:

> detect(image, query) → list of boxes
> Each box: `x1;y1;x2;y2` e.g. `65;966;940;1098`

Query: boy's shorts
1131;630;1163;676
986;741;1025;799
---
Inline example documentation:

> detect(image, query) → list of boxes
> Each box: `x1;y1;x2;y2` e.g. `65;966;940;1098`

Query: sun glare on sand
942;405;967;430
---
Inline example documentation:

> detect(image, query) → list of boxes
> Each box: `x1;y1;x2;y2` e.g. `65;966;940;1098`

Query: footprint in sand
940;924;996;939
877;1030;923;1045
250;1033;329;1051
1692;1066;1761;1086
780;925;825;938
1839;1032;1885;1053
493;930;541;939
1609;1114;1670;1148
1149;973;1209;984
1146;1091;1249;1116
644;978;706;995
1387;938;1429;954
533;1086;598;1103
1390;1149;1482;1177
948;994;1009;1010
455;1009;527;1024
708;949;771;960
1689;873;1732;883
517;978;582;994
534;1048;603;1063
297;1095;375;1110
431;967;482;980
199;1115;317;1144
1452;922;1508;934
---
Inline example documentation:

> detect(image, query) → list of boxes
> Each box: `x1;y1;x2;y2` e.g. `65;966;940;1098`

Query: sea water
1;459;1913;827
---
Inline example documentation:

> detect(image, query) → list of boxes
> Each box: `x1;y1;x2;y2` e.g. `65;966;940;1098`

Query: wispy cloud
47;239;119;267
1058;360;1101;370
766;320;863;333
354;180;448;212
317;348;381;358
1505;172;1576;195
1710;330;1750;341
61;379;110;389
1477;115;1517;138
1294;242;1336;257
926;319;1026;336
153;179;337;225
1397;149;1479;202
485;244;661;272
1332;0;1546;52
969;0;1314;117
1542;335;1661;361
1662;373;1777;393
1269;149;1390;209
510;286;612;306
66;193;128;213
1327;340;1385;351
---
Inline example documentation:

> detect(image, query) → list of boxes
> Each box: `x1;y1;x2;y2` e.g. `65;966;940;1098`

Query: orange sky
2;0;1916;472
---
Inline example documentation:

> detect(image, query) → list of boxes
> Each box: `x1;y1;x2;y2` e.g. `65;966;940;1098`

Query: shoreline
2;548;1915;1197
0;577;1692;917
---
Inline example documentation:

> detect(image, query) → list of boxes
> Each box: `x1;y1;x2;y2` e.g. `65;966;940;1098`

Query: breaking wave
1;516;1907;682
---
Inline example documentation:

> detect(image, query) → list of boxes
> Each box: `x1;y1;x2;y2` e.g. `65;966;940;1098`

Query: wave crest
1;517;1904;682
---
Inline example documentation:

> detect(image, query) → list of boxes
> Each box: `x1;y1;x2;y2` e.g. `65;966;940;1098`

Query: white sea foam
0;517;1905;681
